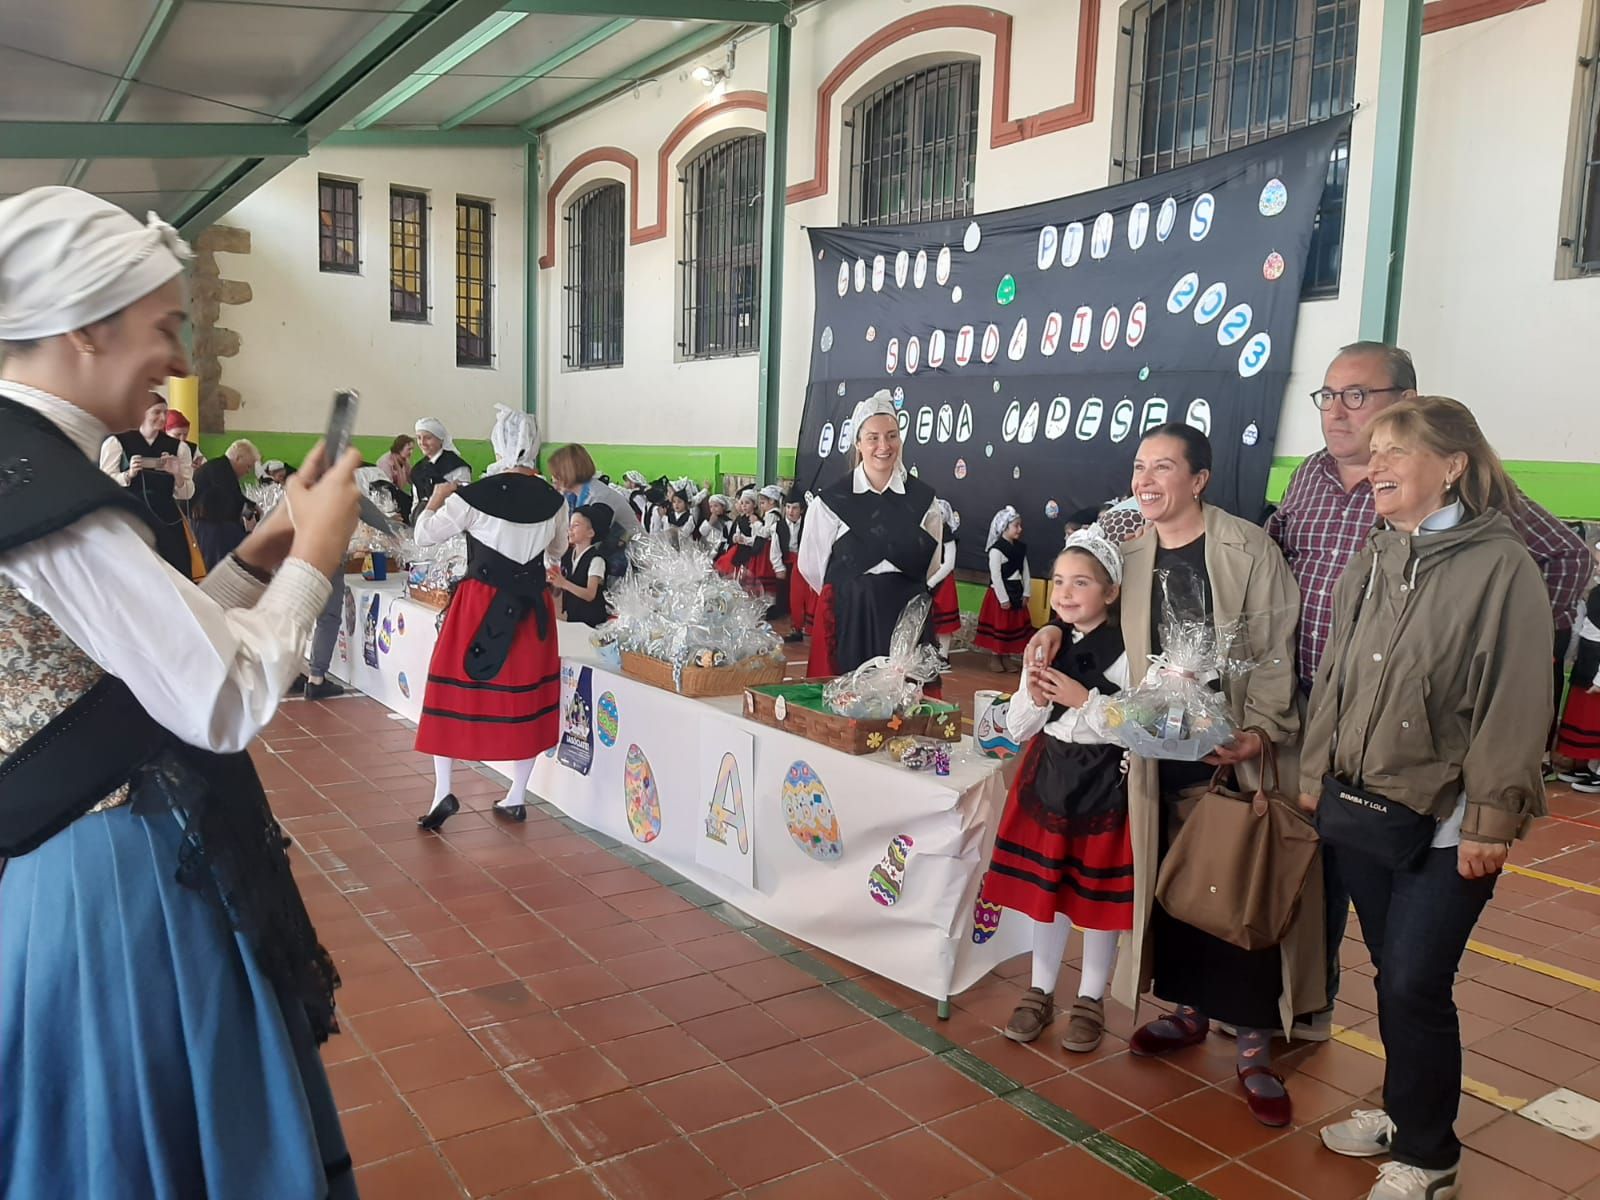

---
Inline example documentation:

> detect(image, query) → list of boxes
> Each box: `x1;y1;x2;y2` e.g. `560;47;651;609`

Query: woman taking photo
0;186;361;1197
1027;423;1310;1127
1302;398;1549;1200
799;390;943;680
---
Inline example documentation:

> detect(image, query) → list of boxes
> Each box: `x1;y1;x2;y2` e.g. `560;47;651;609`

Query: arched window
565;183;625;369
680;133;765;359
1115;0;1358;297
847;61;980;227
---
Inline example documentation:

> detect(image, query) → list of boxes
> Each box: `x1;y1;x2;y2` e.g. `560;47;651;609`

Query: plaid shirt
1267;449;1590;692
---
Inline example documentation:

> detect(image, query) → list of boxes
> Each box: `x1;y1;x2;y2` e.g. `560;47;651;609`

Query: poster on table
695;721;756;889
557;666;595;776
795;115;1352;573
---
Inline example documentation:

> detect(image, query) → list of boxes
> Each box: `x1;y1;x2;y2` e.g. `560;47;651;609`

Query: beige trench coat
1109;504;1326;1035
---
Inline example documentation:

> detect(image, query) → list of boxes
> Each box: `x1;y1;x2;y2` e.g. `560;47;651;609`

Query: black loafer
417;794;459;832
494;803;527;823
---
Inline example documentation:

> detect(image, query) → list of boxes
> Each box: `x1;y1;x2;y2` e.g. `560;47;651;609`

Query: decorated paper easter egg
397;672;410;699
975;695;1023;759
868;834;914;907
781;760;843;861
622;744;662;843
596;691;619;747
972;886;1004;944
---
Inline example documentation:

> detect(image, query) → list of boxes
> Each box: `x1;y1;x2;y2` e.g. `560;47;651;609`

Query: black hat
575;502;613;540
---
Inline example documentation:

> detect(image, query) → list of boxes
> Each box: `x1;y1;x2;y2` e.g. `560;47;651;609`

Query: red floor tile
691;1109;830;1188
439;1115;578;1196
1003;1146;1156;1200
546;1090;677;1163
867;1055;993;1124
601;1025;716;1086
845;1128;988;1200
644;1064;771;1133
351;1147;463;1200
377;1028;495;1094
682;1004;798;1060
510;1046;631;1110
932;1098;1070;1173
406;1070;536;1141
784;1081;914;1153
743;1159;883;1200
729;1041;852;1104
809;1018;930;1078
590;1138;735;1200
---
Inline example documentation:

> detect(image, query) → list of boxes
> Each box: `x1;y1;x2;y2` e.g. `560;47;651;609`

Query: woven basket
743;684;964;755
405;585;451;611
620;651;786;698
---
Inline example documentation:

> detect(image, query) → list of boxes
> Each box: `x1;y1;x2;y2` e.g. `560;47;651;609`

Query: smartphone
325;389;359;467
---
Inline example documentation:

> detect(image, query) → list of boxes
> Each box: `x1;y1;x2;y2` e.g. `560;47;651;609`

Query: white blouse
988;544;1032;605
928;539;957;588
0;384;331;755
798;464;943;592
1007;635;1131;746
414;490;569;567
99;434;195;500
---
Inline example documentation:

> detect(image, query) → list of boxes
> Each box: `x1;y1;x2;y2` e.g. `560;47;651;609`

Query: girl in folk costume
623;470;651;525
976;506;1035;670
929;499;962;666
799;391;945;691
0;187;364;1197
780;491;814;642
659;479;703;549
700;494;733;556
410;416;472;508
746;484;785;604
1557;551;1600;791
553;503;613;628
415;408;568;830
981;530;1132;1053
714;490;762;577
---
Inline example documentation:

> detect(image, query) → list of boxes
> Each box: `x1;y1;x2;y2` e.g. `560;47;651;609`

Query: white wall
223;144;527;442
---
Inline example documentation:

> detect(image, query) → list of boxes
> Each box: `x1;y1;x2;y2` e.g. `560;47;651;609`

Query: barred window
1575;50;1600;270
390;187;427;322
455;197;493;367
846;61;980;227
565;183;625;369
318;177;359;274
680;134;764;360
1115;0;1358;297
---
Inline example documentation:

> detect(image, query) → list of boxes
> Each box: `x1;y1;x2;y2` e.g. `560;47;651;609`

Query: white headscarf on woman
987;505;1020;548
413;417;456;456
0;187;191;341
484;404;537;475
849;389;897;440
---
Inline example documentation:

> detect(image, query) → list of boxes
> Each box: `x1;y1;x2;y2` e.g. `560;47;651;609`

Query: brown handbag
1153;731;1320;951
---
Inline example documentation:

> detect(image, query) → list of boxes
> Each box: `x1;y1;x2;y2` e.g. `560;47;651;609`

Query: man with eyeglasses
1265;340;1589;1042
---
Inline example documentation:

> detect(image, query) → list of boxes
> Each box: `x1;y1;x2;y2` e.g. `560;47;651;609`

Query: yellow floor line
1331;1026;1528;1112
1503;862;1600;898
1466;939;1600;994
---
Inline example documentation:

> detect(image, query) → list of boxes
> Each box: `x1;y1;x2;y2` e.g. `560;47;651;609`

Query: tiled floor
262;649;1600;1199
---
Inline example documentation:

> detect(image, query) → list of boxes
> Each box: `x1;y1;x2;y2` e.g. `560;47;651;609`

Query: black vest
990;537;1028;605
1045;623;1125;722
454;473;566;677
821;474;937;585
560;545;609;627
412;448;469;506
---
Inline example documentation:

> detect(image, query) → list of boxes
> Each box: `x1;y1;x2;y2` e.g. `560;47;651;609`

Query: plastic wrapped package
1084;568;1257;761
240;479;284;519
407;533;468;591
823;594;942;719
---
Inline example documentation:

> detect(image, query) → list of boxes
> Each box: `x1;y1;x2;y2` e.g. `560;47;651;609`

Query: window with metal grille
680;134;764;360
455;197;493;367
1114;0;1358;298
846;61;980;228
1574;49;1600;271
318;176;359;274
565;183;625;368
390;187;427;322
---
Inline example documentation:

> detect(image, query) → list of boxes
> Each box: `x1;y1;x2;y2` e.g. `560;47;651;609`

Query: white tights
1031;913;1119;999
430;755;538;809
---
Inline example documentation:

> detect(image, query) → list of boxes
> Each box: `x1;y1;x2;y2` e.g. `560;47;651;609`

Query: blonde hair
545;443;596;489
1366;396;1519;518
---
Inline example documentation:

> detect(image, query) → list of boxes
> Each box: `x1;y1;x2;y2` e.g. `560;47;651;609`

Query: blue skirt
1;792;357;1200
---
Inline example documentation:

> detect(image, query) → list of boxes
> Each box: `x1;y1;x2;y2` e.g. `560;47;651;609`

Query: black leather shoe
288;674;308;696
305;679;347;701
494;802;527;823
417;794;459;832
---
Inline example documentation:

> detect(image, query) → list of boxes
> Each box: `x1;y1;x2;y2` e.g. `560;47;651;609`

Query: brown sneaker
1061;996;1105;1053
1004;988;1055;1043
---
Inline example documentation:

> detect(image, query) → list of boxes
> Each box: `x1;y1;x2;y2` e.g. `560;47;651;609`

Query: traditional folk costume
699;496;732;557
975;506;1035;655
929;498;961;645
623;470;652;526
0;189;351;1199
100;424;196;577
560;503;613;628
1557;582;1600;765
778;493;813;633
409;417;472;508
190;452;250;569
715;490;775;586
799;394;943;687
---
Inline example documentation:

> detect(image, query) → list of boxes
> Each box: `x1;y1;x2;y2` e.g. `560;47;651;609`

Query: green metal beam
1;122;309;159
176;0;510;234
501;0;788;20
351;10;528;130
756;22;789;484
441;17;634;130
1358;0;1424;342
525;137;539;421
65;0;185;187
323;126;531;147
520;22;736;133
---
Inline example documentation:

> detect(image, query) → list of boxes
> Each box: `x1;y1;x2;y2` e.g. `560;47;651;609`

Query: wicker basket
620;651;786;698
743;684;964;755
405;584;451;611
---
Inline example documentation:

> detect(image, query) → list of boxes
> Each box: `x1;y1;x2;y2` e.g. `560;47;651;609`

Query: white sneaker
1367;1160;1459;1200
1321;1109;1396;1158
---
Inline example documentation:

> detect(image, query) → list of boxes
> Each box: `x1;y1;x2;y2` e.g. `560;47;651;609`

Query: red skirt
980;739;1134;930
974;592;1035;654
788;553;815;630
1557;687;1600;761
930;575;961;635
810;583;942;699
414;578;561;761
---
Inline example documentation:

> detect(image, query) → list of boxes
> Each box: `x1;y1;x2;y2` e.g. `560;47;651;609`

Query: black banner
796;116;1352;572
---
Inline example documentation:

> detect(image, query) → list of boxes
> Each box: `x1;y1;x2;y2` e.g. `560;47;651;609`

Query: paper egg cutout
623;744;662;843
1259;178;1288;216
975;696;1023;759
954;458;967;480
972;886;1003;944
1045;499;1060;519
396;612;405;635
397;671;410;699
951;285;963;304
782;760;843;861
597;691;619;747
963;221;982;253
820;326;833;352
378;630;391;653
382;617;392;635
868;834;914;907
1264;251;1286;281
996;274;1016;305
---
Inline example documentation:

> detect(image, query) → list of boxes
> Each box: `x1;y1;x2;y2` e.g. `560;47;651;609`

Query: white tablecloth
330;578;1029;1001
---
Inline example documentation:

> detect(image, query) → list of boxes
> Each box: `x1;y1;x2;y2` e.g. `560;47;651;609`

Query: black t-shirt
1151;534;1217;795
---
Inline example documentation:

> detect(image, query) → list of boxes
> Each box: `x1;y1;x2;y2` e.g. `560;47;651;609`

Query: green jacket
1300;508;1550;844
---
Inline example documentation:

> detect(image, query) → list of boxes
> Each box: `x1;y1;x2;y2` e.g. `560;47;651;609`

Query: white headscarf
936;498;958;532
414;417;456;457
709;493;730;513
624;470;647;489
849;389;897;440
1062;522;1124;586
988;505;1020;547
485;404;536;475
758;484;784;505
0;187;191;341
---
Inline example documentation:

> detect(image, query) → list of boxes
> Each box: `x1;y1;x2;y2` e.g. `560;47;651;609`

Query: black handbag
1316;773;1435;871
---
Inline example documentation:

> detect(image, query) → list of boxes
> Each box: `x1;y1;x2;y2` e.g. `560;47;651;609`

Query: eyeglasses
1310;386;1404;411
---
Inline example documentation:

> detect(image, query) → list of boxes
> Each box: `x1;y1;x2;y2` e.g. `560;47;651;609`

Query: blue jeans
1339;845;1497;1170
